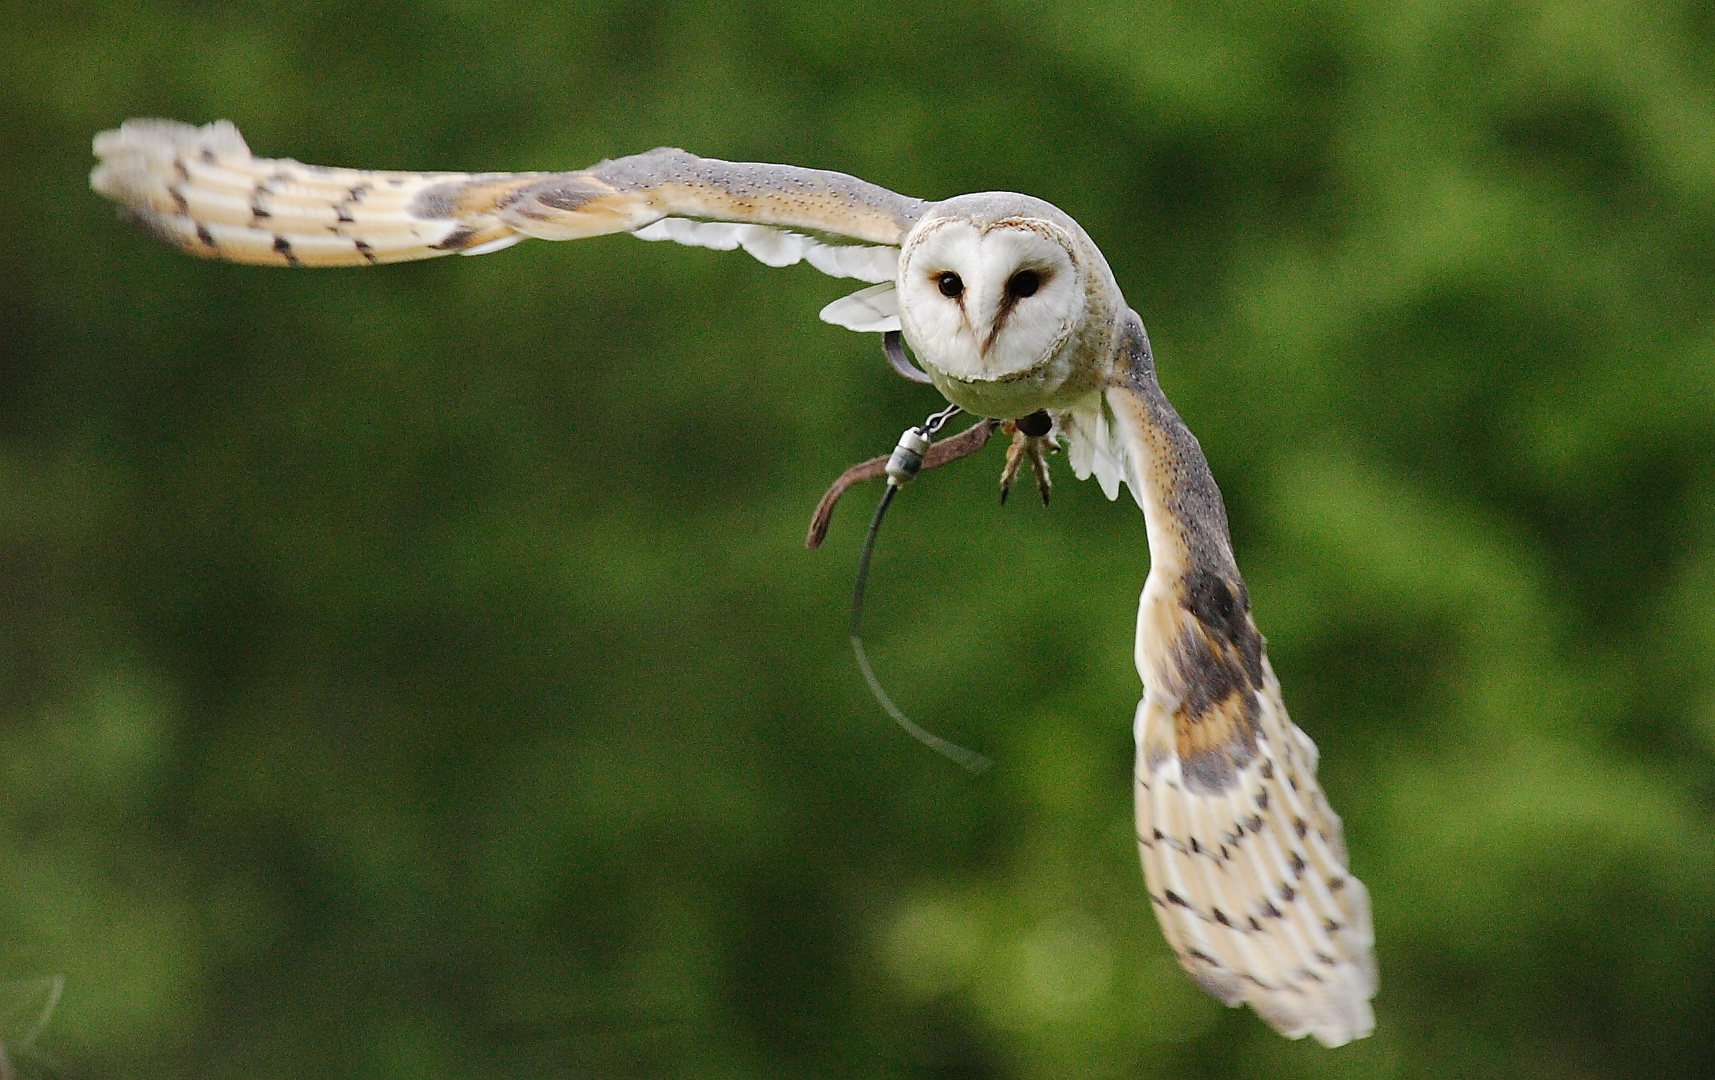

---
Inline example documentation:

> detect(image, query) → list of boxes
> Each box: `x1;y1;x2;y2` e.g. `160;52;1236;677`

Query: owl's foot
1000;410;1055;506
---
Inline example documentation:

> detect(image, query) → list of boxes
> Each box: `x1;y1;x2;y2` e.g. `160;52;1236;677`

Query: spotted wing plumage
1053;318;1376;1045
1135;638;1376;1045
89;119;924;320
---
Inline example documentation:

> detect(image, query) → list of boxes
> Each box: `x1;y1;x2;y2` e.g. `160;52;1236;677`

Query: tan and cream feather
89;118;918;279
91;119;1376;1046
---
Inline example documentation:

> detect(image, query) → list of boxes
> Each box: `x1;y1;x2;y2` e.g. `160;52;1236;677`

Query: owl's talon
999;421;1024;504
999;414;1055;506
1029;439;1052;505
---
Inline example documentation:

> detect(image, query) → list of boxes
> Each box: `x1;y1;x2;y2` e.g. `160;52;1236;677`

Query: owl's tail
90;119;534;267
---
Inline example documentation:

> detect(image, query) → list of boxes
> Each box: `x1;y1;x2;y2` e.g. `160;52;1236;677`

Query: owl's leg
805;418;1000;549
999;411;1055;506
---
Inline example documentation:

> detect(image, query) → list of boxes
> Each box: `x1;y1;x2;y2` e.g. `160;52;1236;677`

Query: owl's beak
978;291;1019;359
966;279;1008;359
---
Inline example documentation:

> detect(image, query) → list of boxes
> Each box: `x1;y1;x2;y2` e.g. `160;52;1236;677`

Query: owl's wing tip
1180;944;1377;1046
1311;1000;1378;1047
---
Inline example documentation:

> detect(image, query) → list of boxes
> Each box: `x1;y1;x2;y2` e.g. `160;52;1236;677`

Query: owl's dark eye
937;271;964;298
1008;269;1041;298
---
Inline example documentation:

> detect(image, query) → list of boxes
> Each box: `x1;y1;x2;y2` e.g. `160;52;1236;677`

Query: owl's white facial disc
897;218;1083;398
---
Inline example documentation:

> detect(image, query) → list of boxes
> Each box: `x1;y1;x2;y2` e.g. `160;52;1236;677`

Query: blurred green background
3;1;1715;1077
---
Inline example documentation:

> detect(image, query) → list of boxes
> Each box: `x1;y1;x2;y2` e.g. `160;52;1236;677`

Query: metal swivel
885;427;932;486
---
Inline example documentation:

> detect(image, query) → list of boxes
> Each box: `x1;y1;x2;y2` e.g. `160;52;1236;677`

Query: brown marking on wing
408;173;557;220
1103;326;1268;794
1164;568;1266;793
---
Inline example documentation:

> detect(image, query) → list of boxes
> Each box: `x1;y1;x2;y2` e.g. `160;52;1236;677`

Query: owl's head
897;193;1121;418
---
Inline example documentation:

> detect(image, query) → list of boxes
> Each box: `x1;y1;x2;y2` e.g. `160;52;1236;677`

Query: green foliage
3;1;1714;1076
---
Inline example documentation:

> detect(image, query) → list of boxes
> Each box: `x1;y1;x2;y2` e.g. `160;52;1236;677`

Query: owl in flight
90;119;1376;1045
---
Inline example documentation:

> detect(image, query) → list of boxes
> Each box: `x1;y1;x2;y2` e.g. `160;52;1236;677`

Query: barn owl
90;119;1377;1045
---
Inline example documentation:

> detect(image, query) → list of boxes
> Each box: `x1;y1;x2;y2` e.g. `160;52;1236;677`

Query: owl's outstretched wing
89;119;924;330
1132;651;1376;1045
1055;320;1376;1046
